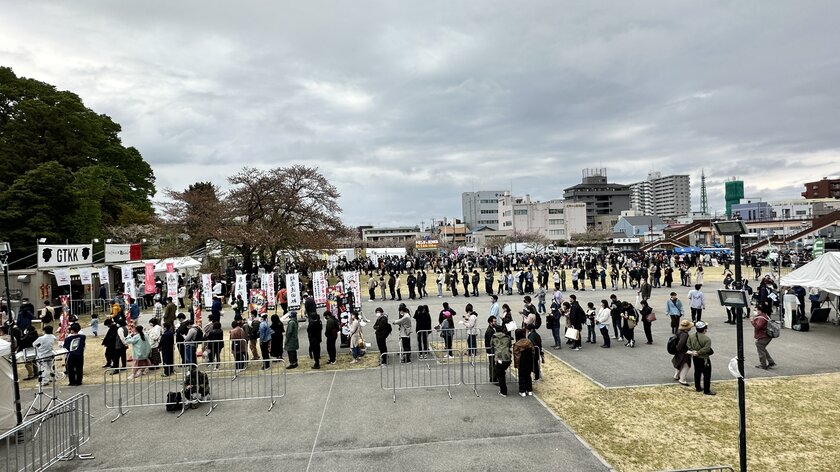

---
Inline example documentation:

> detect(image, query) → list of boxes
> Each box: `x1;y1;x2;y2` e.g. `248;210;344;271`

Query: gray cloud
1;0;839;226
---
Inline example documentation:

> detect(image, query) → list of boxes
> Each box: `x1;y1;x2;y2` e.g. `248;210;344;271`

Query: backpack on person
533;312;542;329
764;316;781;339
666;335;680;355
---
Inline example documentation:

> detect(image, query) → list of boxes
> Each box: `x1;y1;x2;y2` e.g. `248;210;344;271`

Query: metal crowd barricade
104;363;198;422
379;350;461;403
104;359;286;421
1;393;93;471
465;351;516;397
203;359;286;415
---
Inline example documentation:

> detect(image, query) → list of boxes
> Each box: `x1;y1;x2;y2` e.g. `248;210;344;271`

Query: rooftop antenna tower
700;169;709;215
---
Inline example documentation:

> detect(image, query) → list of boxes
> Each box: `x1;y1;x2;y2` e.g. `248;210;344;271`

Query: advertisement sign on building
104;244;142;263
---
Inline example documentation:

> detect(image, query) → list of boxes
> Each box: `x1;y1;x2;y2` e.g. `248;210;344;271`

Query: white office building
630;172;691;218
497;193;587;241
462;190;506;230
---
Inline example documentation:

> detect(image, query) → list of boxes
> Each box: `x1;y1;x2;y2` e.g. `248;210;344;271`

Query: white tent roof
0;338;15;432
780;252;840;295
152;257;202;273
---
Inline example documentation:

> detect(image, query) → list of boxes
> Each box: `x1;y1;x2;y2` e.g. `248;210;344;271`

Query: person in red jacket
751;307;777;369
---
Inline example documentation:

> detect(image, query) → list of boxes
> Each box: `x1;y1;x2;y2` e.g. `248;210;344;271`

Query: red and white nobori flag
193;287;202;327
144;262;155;294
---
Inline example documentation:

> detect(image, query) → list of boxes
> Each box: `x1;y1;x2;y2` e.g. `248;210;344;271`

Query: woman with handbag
639;299;655;344
621;301;639;348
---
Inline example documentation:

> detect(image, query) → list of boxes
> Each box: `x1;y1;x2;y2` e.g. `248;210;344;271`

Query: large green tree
0;67;156;264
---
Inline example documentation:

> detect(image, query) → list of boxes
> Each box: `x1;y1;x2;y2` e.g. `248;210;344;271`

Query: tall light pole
1;242;24;425
714;220;749;472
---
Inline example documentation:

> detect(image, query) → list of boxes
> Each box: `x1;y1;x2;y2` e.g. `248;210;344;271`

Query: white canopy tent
780;252;840;325
0;338;16;432
151;257;202;275
780;252;840;296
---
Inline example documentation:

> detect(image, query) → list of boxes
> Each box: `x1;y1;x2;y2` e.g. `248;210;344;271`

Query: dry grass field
536;353;840;472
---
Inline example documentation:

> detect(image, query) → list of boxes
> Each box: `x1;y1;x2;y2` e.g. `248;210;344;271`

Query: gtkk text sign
38;244;93;268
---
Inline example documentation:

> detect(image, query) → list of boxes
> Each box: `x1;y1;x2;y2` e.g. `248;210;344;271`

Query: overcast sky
2;1;839;227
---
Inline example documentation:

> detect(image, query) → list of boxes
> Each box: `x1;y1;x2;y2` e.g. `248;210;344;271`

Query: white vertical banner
263;272;276;307
78;267;93;285
312;271;328;307
201;273;213;308
342;271;362;312
98;266;110;284
121;265;132;282
54;268;72;287
286;273;301;310
166;272;178;299
235;274;248;304
125;279;137;300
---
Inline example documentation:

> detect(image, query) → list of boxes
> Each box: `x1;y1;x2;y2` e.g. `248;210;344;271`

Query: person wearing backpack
751;307;777;370
373;307;391;365
491;324;512;397
670;319;693;386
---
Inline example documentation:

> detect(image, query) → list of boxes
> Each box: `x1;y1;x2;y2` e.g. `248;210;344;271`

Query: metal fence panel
103;359;286;421
0;393;93;472
103;363;198;421
379;350;461;403
204;359;286;414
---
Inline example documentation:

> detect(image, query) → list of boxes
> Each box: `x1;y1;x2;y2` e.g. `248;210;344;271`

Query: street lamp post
714;220;749;472
1;242;24;425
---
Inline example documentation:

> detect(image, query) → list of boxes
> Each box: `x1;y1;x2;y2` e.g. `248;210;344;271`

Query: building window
503;221;512;227
480;209;498;214
548;219;564;225
548;208;564;214
514;209;528;215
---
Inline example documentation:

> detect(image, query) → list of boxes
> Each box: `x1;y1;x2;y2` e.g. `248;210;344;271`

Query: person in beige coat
348;313;363;363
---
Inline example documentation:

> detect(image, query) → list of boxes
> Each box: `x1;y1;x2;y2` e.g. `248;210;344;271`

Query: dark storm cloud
1;0;838;226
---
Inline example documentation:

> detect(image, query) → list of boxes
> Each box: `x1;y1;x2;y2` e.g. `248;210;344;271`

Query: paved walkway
46;368;610;472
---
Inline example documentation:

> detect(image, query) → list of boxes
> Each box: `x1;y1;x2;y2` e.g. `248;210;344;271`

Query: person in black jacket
101;318;117;368
307;310;322;369
373;307;391;365
484;316;498;383
160;322;175;376
19;326;39;380
324;311;339;364
270;314;285;360
413;305;432;359
569;294;586;350
407;273;417;300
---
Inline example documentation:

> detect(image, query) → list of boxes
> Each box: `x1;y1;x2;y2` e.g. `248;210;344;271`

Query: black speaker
811;308;831;323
